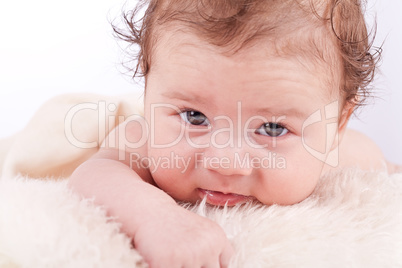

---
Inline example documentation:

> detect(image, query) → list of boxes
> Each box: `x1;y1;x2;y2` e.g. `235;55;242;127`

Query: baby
68;0;395;267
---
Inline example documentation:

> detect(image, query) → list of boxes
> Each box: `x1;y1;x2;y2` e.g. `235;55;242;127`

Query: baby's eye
179;110;210;126
255;122;288;137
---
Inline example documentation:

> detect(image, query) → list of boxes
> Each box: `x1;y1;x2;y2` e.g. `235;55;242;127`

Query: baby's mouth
198;189;252;206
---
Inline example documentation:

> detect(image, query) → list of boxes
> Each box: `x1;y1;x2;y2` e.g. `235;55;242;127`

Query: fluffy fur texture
0;168;401;268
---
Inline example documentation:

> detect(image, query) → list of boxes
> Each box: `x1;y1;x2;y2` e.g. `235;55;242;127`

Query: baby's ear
324;102;355;168
338;102;355;138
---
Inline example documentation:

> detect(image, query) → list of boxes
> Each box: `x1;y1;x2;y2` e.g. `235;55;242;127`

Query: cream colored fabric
1;93;144;179
0;169;402;267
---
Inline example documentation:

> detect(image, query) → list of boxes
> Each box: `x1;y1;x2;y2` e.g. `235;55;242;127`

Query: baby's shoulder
337;128;387;172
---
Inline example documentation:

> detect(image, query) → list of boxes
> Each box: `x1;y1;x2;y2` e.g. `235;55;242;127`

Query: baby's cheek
151;168;189;197
256;161;322;205
152;170;175;192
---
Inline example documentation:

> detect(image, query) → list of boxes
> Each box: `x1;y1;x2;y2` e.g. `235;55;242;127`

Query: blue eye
180;110;210;126
256;122;288;137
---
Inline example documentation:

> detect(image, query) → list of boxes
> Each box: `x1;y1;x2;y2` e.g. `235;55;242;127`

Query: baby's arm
68;121;233;268
69;153;173;238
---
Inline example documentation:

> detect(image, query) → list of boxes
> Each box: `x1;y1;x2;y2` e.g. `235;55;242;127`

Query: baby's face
144;31;344;206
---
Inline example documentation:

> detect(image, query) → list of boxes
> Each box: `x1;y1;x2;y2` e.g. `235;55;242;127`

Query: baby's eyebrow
161;91;210;105
162;92;310;119
255;107;308;119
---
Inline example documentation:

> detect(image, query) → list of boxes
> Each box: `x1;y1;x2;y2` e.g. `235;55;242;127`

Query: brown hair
113;0;381;109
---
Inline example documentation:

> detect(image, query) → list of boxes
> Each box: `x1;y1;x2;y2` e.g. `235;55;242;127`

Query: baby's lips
198;189;251;206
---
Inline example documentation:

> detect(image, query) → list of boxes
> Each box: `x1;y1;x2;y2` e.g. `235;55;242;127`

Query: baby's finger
219;240;235;268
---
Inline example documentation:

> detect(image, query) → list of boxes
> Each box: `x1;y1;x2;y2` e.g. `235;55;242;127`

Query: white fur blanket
1;94;402;267
0;169;402;267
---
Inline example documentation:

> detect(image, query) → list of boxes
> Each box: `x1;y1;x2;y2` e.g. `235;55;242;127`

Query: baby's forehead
151;28;341;104
153;20;342;96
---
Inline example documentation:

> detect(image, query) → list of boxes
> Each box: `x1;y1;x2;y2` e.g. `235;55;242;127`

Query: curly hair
113;0;381;109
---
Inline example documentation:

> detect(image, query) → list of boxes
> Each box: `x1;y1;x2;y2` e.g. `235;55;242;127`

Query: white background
0;0;401;164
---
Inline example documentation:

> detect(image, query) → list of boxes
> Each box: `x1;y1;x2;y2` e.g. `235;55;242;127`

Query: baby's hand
134;203;234;268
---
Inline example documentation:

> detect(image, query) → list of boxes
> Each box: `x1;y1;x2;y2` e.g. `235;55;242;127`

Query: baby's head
117;0;379;109
116;0;380;206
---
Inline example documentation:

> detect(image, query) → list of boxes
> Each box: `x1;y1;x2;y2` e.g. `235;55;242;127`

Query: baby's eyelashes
255;122;289;137
179;109;290;138
179;110;210;126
